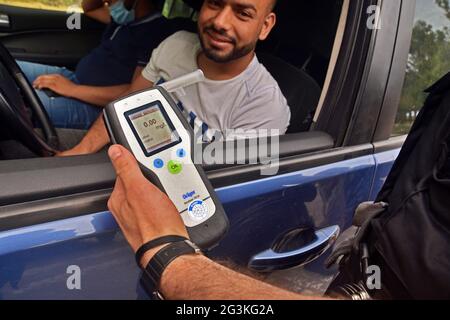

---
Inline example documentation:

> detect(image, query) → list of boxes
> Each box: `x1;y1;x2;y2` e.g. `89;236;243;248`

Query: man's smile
204;28;235;49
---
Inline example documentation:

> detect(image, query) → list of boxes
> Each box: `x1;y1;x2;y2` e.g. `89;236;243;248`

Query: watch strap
135;235;188;266
144;240;201;295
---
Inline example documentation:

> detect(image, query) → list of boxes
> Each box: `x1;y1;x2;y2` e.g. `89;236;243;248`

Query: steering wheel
0;42;59;156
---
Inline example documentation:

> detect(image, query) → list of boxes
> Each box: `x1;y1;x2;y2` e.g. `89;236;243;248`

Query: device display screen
125;101;181;156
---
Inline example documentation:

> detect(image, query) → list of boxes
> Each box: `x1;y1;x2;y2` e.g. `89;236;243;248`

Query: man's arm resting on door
57;73;153;156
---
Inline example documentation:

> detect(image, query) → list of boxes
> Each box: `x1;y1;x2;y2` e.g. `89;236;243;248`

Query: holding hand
33;74;77;98
107;145;189;265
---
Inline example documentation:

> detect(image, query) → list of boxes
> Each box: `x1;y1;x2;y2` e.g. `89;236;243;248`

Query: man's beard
199;25;256;63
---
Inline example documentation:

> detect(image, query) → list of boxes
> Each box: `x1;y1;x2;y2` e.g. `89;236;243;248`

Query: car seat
258;53;321;133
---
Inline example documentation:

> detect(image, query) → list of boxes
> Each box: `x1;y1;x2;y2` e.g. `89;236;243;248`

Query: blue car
0;0;449;299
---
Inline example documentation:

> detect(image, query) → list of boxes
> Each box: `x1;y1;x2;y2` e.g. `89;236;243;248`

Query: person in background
18;0;195;130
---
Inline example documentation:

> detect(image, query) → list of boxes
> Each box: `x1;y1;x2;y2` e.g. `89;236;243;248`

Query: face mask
109;0;138;25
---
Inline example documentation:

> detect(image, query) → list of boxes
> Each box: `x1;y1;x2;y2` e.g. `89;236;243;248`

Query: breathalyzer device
104;71;228;249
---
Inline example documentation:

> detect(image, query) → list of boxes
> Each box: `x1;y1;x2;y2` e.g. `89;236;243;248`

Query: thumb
108;145;145;189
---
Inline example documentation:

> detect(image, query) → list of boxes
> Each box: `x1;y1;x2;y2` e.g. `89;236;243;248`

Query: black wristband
143;240;201;299
135;235;188;266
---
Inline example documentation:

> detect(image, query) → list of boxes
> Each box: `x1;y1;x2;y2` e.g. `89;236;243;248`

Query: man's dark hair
270;0;278;12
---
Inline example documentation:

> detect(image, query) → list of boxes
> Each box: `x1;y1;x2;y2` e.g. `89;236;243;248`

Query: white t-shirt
142;31;291;141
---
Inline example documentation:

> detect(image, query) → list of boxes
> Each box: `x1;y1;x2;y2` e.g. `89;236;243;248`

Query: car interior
0;0;345;161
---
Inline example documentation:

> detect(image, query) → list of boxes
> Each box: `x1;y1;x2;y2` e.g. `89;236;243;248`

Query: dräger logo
182;191;196;200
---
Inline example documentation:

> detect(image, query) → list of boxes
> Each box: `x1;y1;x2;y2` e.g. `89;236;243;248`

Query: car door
0;2;104;68
0;0;416;299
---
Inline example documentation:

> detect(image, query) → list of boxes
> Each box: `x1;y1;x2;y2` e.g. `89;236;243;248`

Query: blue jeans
17;60;101;130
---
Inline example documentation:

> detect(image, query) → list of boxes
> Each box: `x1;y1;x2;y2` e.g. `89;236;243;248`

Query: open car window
0;0;348;163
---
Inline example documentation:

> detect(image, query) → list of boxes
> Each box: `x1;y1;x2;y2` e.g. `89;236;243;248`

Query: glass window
393;0;450;135
0;0;81;12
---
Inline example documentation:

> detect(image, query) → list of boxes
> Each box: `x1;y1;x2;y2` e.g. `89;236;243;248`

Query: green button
168;160;183;174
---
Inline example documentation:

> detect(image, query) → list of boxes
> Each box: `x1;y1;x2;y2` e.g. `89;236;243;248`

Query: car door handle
0;13;10;28
248;225;340;272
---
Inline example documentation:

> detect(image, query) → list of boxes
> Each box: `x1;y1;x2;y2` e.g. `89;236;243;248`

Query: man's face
198;0;276;63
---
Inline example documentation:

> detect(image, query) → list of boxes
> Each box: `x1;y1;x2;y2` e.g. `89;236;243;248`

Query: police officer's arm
82;0;111;24
56;72;153;156
106;145;327;300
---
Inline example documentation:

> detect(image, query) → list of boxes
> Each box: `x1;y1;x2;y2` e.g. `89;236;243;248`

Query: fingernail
108;146;122;160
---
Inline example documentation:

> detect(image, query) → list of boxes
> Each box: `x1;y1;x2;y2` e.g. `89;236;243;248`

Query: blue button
153;158;164;169
177;148;186;158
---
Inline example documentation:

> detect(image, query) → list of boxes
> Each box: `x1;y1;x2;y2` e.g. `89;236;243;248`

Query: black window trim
314;0;379;146
372;0;416;142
